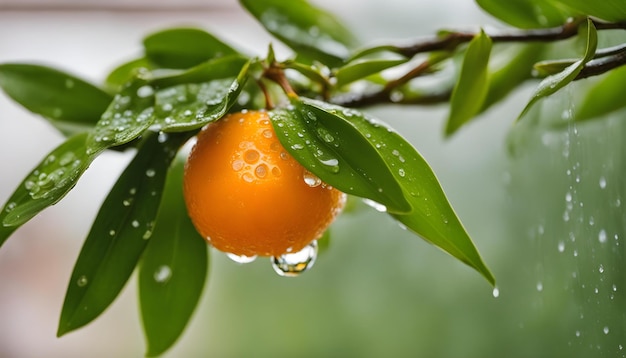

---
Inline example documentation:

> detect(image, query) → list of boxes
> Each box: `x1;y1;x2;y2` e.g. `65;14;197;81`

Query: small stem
257;79;275;109
576;51;626;80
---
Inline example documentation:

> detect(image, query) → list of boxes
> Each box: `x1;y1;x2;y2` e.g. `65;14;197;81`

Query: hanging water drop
271;241;318;277
492;287;500;298
226;253;258;264
303;171;322;187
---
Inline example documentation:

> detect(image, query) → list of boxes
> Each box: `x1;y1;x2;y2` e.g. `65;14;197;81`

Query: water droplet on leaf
154;265;172;283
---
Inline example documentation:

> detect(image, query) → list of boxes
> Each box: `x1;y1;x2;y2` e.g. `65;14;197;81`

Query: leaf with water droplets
307;100;495;286
143;27;239;69
105;57;154;93
518;19;597;121
553;0;626;22
152;58;250;132
270;98;411;214
445;30;492;136
0;133;95;246
86;79;156;154
57;131;190;337
476;0;571;29
139;158;208;357
240;0;357;67
0;63;112;136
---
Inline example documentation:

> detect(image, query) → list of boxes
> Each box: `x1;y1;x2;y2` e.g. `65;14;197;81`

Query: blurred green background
0;0;624;357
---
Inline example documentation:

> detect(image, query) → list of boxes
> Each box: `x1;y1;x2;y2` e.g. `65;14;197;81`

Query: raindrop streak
271;241;318;277
153;265;172;283
226;253;258;264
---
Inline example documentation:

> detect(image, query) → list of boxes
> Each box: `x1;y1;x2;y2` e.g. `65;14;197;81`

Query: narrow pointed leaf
0;63;112;134
144;28;238;69
518;19;597;120
269;98;411;214
445;30;492;136
0;133;95;246
334;58;409;87
308;101;494;285
576;64;626;121
57;131;189;337
139;159;208;357
240;0;357;67
86;79;156;154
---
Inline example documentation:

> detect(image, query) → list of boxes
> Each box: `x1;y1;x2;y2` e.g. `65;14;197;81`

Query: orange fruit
183;110;345;258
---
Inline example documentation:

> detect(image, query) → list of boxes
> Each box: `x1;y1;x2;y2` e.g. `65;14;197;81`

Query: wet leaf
86;79;156;154
0;63;112;135
153;60;250;132
518;19;597;120
139;158;208;357
0;133;95;246
334;58;409;87
476;0;571;28
57;131;189;337
306;101;495;285
445;30;492;136
554;0;626;22
143;27;238;69
533;58;577;78
105;57;155;93
240;0;357;67
147;55;249;89
576;64;626;121
269;98;411;214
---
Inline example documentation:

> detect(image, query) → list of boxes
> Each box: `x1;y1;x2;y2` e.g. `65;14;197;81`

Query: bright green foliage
2;0;626;355
446;30;492;136
139;159;208;357
0;64;112;135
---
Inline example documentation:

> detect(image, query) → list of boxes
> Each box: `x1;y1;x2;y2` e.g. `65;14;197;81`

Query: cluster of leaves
1;0;625;355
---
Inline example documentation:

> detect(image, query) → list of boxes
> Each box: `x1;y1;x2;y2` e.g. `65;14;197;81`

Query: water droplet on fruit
271;241;318;277
227;253;258;264
154;265;172;283
244;149;260;164
77;275;88;287
262;129;273;138
232;160;244;171
255;164;268;178
242;172;254;183
303;171;322;187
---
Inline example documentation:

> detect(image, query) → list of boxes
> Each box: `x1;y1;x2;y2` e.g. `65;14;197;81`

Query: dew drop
109;230;116;236
226;253;258;264
319;157;339;167
291;143;304;150
262;129;273;138
565;192;572;202
558;241;565;253
398;168;406;177
153;265;172;283
232;160;244;171
5;202;16;212
599;229;607;243
303;171;322;187
136;85;154;98
244;149;260;164
77;275;88;287
145;169;156;177
271;241;318;277
603;326;610;335
157;132;168;143
492;287;500;298
536;281;543;292
132;220;140;228
255;164;268;178
242;172;254;183
598;264;604;274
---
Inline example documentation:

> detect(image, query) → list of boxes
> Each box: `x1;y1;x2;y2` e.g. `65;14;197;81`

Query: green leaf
57;131;189;337
533;58;577;77
86;79;156;154
308;101;495;285
147;55;249;88
554;0;626;22
334;58;409;87
153;60;250;132
269;98;411;214
143;28;238;69
475;0;571;28
445;30;492;136
481;43;546;112
0;133;95;246
105;57;155;93
139;158;208;357
0;63;112;135
518;19;597;120
576;64;626;121
240;0;357;67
